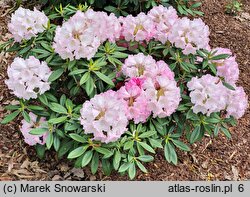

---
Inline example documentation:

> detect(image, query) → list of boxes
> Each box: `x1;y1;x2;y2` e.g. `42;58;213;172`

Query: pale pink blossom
226;86;248;119
53;11;101;60
212;48;239;85
168;17;210;55
148;5;178;44
20;112;48;146
117;78;151;123
8;7;48;42
187;74;228;115
5;56;52;100
120;13;155;42
143;76;181;118
80;90;128;143
122;53;157;78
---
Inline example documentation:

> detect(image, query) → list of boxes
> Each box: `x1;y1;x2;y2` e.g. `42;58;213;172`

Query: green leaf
29;128;47;135
46;132;53;149
118;162;131;173
36;144;45;159
49;103;68;114
104;5;117;12
48;116;68;124
190;125;201;144
211;54;230;60
139;130;156;138
80;72;90;85
48;68;64;82
124;140;134;150
94;147;112;156
136;161;147;173
39;94;48;105
164;142;177;164
22;110;30;123
223;82;236;91
214;125;220;137
113;150;121;170
68;146;88;159
221;127;232;138
1;110;20;124
82;150;93;167
69;69;87;76
91;152;99;174
53;135;60;151
58;141;73;158
172;139;190;151
69;133;88;143
137;155;154;162
138;142;155;153
149;138;163;148
102;159;112;176
208;63;217;75
128;163;136;179
85;77;94;96
95;71;114;86
27;105;44;111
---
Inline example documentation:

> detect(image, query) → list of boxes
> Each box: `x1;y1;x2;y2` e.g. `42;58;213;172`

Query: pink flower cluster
168;18;210;55
51;6;210;60
187;74;248;118
5;56;52;100
20;112;48;146
53;9;121;60
80;54;181;143
211;48;239;85
8;7;48;43
148;5;178;44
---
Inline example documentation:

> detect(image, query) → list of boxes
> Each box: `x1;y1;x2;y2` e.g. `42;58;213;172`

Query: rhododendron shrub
1;5;248;180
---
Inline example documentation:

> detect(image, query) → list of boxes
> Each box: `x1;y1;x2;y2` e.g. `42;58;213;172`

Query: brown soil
0;0;249;181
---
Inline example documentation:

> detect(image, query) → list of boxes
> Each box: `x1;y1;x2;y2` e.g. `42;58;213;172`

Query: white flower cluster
5;56;52;100
8;7;48;42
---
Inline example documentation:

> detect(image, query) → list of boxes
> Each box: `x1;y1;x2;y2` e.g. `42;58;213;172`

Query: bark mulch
0;0;249;181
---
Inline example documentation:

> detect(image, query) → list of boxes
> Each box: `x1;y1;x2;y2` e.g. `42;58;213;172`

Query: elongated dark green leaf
1;110;20;124
136;161;147;173
80;72;90;85
82;150;93;167
48;116;68;124
128;163;136;180
69;69;87;76
139;130;156;138
94;147;112;156
172;139;190;151
69;133;88;143
95;71;114;86
48;68;64;82
211;54;229;60
27;105;45;111
91;152;99;174
49;103;68;114
137;155;154;162
68;146;88;159
29;128;48;135
46;132;53;149
118;162;131;173
138;142;155;153
22;110;30;123
190;125;201;144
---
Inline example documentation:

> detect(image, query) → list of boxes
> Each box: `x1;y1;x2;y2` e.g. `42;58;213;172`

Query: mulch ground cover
0;0;249;181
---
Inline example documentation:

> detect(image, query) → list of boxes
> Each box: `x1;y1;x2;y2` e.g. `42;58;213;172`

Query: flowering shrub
1;4;248;179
